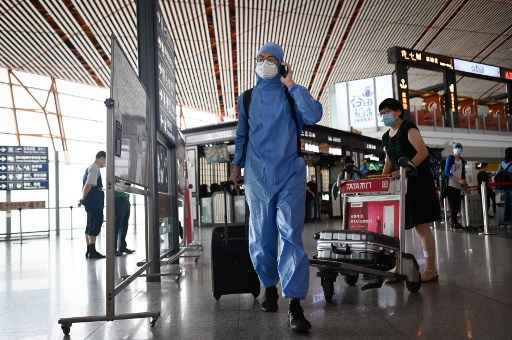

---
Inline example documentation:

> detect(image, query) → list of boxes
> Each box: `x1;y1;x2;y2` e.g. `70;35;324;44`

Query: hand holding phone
278;64;288;77
280;62;295;88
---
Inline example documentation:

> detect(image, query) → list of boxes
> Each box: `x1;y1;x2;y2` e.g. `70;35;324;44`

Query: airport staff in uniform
81;151;106;259
231;42;322;333
114;190;135;256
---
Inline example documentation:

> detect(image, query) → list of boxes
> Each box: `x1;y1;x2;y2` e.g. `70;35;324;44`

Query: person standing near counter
81;151;106;259
444;143;466;229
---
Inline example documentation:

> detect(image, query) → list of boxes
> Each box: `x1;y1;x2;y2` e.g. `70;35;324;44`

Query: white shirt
448;158;463;189
85;163;101;187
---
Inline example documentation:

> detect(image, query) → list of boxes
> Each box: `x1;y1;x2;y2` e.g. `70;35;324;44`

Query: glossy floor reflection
1;221;512;339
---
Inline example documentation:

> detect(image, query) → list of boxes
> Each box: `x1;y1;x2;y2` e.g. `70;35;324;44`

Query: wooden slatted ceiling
0;1;91;84
0;0;512;121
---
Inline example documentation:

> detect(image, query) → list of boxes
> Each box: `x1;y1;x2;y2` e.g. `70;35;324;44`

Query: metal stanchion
70;206;74;240
132;198;137;234
18;208;23;244
443;197;449;230
463;192;470;229
479;182;495;236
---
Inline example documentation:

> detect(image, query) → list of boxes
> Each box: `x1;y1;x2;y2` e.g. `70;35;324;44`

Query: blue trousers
245;164;309;299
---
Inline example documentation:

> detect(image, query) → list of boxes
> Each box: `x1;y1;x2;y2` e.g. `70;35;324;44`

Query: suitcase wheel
320;275;336;304
406;277;421;293
344;274;358;287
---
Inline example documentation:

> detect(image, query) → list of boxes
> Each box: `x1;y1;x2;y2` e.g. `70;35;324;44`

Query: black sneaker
89;251;106;259
261;286;278;312
121;248;135;254
288;299;311;333
115;250;124;257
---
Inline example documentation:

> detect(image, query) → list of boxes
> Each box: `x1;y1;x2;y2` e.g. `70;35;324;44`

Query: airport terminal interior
1;0;512;339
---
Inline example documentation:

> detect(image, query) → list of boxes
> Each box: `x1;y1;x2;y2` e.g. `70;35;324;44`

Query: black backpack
242;88;302;157
494;163;512;190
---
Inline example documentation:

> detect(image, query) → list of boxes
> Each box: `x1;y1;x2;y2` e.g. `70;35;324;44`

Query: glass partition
407;68;445;128
456;76;508;131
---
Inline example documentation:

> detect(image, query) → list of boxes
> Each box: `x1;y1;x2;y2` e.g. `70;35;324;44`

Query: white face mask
453;148;463;156
255;61;278;79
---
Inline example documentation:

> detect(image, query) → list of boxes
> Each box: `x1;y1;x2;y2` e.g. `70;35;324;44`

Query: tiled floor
1;221;512;340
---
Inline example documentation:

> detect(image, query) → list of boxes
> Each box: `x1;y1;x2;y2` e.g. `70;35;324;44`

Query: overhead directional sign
0;146;49;191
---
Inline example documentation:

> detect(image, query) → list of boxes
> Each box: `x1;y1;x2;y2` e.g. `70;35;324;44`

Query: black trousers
447;186;462;225
487;189;496;213
115;196;131;251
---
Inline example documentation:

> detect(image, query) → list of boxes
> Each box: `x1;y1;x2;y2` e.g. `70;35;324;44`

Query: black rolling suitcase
211;190;260;300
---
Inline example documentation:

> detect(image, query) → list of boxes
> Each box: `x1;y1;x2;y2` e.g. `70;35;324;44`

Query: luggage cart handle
331;244;351;255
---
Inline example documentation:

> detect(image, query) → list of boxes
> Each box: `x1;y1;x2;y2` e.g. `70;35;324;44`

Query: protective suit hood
255;42;284;86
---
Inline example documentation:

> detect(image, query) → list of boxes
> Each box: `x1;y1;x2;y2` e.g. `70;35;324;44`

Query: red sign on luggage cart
341;178;392;194
346;199;400;239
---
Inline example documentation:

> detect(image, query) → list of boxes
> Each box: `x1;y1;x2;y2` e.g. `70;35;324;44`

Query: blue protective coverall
233;43;323;299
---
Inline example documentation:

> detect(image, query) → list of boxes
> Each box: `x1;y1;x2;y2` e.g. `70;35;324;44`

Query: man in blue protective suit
230;42;322;333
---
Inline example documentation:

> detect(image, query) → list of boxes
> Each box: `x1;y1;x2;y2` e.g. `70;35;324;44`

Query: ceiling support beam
10;70;57;152
62;0;111;67
28;0;104;87
411;0;453;49
422;0;469;51
204;0;226;120
6;70;21;146
228;0;239;109
307;0;344;91
316;0;365;101
51;78;68;151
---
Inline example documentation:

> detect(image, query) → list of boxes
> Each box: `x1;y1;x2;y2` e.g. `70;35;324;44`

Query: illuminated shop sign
304;143;319;153
365;144;377;150
328;147;342;156
453;59;500;78
399;78;409;111
449;84;456;113
388;47;453;69
301;131;316;139
328;136;342;144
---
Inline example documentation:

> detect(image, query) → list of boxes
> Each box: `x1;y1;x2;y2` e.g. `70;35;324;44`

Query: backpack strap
242;88;253;117
284;89;302;156
241;87;302;157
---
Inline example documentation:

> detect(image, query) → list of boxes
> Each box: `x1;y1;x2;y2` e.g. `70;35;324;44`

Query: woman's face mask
255;60;278;79
453;148;463;156
381;112;397;127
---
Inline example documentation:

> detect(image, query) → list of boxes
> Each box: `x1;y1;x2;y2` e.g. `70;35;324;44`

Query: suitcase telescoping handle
331;243;351;255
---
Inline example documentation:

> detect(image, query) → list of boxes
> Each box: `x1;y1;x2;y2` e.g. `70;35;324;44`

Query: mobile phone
278;64;288;77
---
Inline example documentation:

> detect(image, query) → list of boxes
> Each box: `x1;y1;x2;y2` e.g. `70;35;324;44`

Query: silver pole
480;181;494;235
55;150;60;236
6;190;11;240
463;192;470;228
70;206;73;240
340;172;348;230
105;98;116;320
18;208;22;244
443;197;449;229
398;167;407;275
132;196;137;234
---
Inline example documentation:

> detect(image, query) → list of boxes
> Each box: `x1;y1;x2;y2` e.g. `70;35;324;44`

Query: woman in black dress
379;98;440;283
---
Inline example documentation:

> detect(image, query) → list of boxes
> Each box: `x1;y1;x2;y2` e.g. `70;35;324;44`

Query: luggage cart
310;163;422;303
